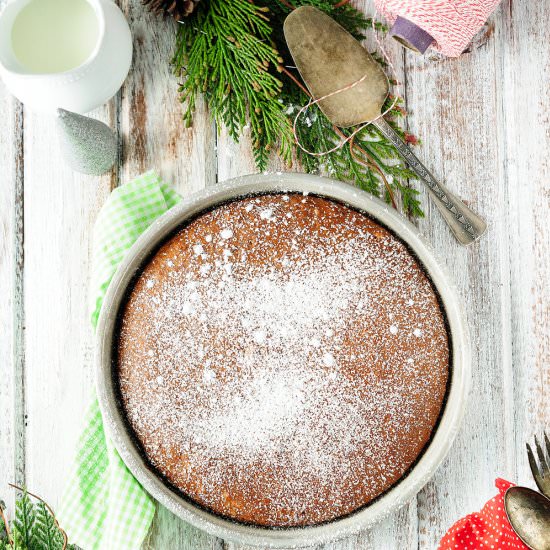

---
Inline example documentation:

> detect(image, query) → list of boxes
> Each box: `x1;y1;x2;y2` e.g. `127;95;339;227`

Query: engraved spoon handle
373;117;487;246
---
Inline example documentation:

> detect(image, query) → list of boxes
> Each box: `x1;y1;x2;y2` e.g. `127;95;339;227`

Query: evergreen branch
174;0;424;217
33;504;63;550
12;492;35;549
2;487;70;550
0;500;11;547
174;0;293;170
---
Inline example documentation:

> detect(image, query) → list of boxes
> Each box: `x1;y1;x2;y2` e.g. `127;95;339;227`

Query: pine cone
143;0;201;20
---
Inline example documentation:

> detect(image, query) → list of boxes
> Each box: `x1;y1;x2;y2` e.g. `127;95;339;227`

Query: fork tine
527;442;544;490
535;435;550;473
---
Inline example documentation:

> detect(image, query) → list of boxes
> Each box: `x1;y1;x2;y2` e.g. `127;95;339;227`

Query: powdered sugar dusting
117;193;449;527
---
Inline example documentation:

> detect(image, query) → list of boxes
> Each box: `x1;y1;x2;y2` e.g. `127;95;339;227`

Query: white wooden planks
0;91;24;513
405;2;519;545
498;0;550;485
22;102;114;502
0;0;548;548
115;2;220;548
118;1;216;193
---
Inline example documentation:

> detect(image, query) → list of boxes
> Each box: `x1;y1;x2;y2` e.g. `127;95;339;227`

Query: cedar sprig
289;91;423;217
0;486;77;550
174;0;294;169
173;0;424;217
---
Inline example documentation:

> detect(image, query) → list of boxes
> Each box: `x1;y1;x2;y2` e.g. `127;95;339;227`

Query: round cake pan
96;172;470;548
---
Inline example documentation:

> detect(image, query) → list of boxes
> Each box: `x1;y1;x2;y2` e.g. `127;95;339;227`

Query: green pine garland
173;0;424;217
174;0;293;169
0;489;77;550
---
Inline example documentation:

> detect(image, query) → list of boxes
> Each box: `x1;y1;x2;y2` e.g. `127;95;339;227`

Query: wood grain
405;3;516;546
118;1;216;193
0;91;24;513
498;0;550;483
0;0;549;548
115;2;220;547
22;102;114;502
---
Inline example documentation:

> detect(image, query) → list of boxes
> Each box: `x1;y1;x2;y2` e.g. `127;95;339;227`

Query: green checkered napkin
58;171;182;550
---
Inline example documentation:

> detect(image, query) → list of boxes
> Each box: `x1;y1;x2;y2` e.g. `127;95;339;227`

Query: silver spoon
504;486;550;549
284;6;487;246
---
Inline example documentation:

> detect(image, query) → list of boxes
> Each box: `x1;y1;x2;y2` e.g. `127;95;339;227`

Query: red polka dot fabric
439;479;529;549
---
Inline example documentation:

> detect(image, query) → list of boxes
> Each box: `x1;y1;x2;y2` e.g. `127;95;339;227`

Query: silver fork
527;433;550;499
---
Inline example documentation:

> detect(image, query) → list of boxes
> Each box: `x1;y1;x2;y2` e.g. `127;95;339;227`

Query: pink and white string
292;0;501;155
375;0;502;58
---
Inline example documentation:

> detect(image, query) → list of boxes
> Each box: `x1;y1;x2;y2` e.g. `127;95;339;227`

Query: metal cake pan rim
96;172;471;548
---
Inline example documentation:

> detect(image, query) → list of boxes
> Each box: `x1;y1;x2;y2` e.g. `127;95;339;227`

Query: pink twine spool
375;0;502;57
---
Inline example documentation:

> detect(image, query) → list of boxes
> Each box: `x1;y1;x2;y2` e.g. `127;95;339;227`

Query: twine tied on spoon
291;13;402;157
285;10;402;206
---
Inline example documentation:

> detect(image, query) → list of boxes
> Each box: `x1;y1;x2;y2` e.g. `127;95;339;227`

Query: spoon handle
373;117;487;246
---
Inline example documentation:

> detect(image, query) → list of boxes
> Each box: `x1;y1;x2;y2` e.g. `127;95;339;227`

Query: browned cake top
117;193;449;527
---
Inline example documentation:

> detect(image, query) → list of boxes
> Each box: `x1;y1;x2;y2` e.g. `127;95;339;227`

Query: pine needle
174;0;293;170
33;503;64;550
3;486;70;550
173;0;424;217
12;492;35;549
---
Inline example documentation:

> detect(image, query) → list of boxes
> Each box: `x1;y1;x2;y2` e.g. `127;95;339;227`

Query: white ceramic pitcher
0;0;132;113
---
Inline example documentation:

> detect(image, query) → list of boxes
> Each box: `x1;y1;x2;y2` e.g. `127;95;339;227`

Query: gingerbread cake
116;193;450;527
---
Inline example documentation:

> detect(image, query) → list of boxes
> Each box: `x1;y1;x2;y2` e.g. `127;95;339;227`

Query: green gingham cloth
58;171;182;550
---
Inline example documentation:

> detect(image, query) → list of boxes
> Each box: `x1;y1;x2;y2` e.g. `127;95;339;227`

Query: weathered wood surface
0;0;548;548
